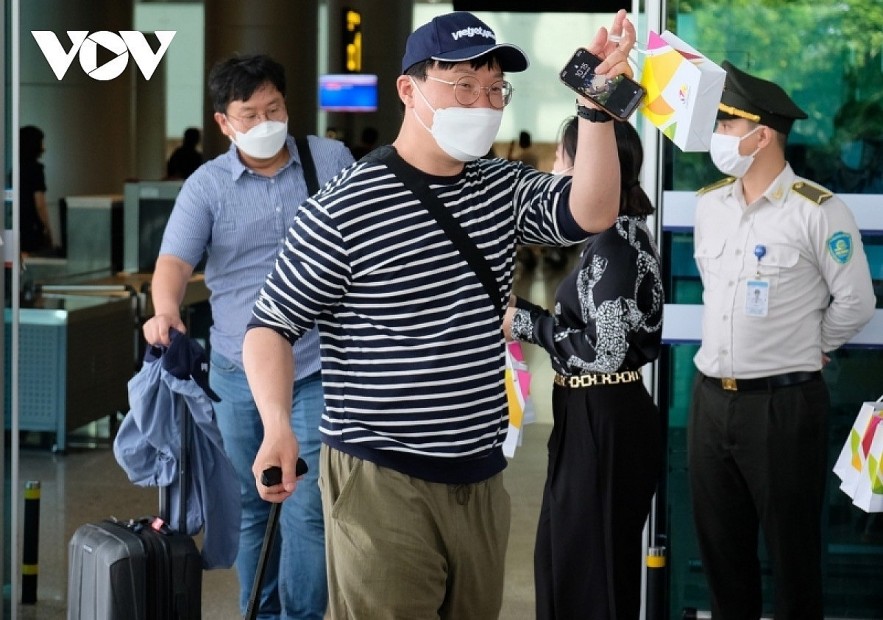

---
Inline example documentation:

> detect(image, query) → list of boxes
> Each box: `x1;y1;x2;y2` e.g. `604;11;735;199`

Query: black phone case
559;48;645;121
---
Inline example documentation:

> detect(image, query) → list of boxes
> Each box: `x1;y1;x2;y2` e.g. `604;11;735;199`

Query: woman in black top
504;118;664;619
17;126;53;254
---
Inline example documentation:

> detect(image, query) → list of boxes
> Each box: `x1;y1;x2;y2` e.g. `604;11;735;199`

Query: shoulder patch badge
827;231;853;264
697;177;736;196
792;181;833;205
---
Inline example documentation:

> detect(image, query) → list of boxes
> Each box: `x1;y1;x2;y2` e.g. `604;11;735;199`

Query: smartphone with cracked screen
559;48;645;121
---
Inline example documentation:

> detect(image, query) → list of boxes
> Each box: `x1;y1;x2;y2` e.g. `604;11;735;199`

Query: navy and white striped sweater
249;152;584;484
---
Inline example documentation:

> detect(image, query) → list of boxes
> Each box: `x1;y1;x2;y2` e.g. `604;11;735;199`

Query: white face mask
709;126;762;178
552;166;573;176
230;119;288;159
410;78;503;162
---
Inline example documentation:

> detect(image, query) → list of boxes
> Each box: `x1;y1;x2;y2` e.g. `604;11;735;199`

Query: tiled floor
4;254;567;619
10;419;552;620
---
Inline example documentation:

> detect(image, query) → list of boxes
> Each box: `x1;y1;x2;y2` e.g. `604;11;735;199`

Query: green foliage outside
662;0;883;191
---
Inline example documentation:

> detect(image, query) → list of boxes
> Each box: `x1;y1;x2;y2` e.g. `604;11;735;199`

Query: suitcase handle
244;459;308;620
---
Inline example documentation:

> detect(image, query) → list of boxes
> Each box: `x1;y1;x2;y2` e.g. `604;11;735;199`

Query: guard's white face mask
410;78;503;162
709;126;762;178
229;119;288;159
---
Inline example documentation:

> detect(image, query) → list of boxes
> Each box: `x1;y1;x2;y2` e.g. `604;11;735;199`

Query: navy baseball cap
162;329;222;402
402;12;529;74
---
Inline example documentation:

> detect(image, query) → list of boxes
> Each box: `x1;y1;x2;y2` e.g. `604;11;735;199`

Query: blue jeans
211;352;327;620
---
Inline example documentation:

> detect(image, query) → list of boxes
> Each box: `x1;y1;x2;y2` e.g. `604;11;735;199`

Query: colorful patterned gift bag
638;31;726;152
833;396;883;505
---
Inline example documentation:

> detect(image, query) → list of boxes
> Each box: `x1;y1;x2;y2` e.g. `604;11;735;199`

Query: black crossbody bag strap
367;146;504;320
295;137;320;195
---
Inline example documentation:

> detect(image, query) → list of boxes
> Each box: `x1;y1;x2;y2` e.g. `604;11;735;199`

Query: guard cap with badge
401;11;529;74
716;60;807;134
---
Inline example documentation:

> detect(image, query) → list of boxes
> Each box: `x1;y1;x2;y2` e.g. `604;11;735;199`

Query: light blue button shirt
159;135;354;378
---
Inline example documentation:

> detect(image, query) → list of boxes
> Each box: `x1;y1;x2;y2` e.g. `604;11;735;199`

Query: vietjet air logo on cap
450;25;495;42
401;11;528;74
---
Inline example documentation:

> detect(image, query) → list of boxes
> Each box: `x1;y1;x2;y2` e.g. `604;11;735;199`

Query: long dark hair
558;116;654;218
558;115;579;165
613;121;654;218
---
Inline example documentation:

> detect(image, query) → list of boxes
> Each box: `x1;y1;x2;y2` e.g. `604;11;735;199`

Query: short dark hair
20;126;44;162
518;130;531;149
208;54;286;114
183;127;201;147
404;54;502;80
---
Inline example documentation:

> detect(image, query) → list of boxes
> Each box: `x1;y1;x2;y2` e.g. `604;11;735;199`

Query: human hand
252;428;301;502
586;9;636;81
503;305;517;341
142;313;186;347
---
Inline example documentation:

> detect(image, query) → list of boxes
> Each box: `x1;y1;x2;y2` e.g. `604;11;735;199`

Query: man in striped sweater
243;10;637;618
145;54;354;619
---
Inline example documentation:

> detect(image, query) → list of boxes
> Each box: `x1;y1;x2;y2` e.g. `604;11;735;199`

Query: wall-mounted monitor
319;74;378;112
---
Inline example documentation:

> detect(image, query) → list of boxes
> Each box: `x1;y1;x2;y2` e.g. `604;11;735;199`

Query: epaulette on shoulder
697;177;736;196
791;180;833;205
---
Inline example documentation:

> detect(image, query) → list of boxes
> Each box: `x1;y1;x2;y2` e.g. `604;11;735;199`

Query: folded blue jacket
113;331;240;569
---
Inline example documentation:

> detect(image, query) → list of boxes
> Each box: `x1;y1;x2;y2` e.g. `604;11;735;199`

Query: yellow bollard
22;480;41;605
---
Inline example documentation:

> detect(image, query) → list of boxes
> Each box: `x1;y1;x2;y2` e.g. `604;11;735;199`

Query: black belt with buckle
703;371;822;392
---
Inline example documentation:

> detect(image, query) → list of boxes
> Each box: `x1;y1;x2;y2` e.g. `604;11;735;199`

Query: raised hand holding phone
560;48;645;121
560;10;643;121
561;9;638;235
586;8;636;81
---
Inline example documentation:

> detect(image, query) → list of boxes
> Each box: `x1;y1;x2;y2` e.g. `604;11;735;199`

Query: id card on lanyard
745;244;769;317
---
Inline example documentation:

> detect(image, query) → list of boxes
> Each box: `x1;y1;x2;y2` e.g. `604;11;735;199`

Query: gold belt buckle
721;377;737;391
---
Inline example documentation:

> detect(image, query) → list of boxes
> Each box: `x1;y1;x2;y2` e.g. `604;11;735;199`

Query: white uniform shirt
693;163;875;379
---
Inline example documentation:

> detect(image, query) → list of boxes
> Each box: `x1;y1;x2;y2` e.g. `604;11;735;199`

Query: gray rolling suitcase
67;392;201;619
66;516;201;619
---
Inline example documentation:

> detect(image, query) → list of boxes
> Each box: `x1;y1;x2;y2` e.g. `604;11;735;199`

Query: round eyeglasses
425;75;514;109
225;105;287;130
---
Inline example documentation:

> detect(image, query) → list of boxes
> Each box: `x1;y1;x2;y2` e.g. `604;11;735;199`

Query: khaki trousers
319;445;511;619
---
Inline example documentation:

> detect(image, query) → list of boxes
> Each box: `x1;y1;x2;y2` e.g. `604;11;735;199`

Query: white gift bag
638;31;726;152
833;396;883;503
853;415;883;513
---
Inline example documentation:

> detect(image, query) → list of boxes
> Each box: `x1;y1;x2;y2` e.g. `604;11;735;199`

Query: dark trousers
688;374;829;620
535;380;663;620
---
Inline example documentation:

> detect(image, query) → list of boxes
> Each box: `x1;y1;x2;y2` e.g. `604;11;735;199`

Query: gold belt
553;370;642;388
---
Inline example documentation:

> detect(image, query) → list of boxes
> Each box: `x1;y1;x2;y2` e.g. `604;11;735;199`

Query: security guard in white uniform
689;60;876;620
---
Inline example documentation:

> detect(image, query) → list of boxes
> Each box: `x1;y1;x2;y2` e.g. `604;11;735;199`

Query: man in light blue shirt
143;54;354;620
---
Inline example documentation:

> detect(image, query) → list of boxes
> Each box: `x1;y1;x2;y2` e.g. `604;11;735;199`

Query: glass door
658;1;883;616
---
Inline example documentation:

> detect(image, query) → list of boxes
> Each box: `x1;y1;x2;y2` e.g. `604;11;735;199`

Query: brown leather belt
703;371;822;392
554;369;642;389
